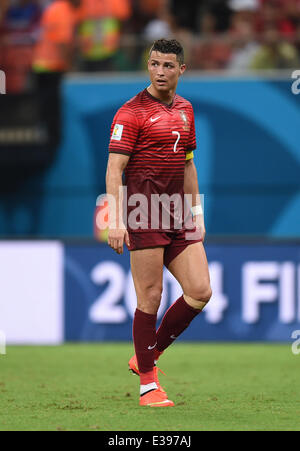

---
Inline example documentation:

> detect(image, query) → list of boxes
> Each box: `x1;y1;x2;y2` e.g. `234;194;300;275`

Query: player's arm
107;106;139;253
106;153;130;254
184;155;206;241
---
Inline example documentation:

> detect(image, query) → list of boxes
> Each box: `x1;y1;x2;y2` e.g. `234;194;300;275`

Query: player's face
148;51;186;93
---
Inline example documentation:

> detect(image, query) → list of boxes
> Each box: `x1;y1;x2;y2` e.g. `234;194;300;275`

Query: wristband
191;205;203;216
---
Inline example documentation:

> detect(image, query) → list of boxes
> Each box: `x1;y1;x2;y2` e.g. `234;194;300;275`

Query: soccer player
106;39;212;407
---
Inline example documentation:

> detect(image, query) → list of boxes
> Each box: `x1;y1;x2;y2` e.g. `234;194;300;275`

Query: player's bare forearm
106;164;124;228
106;153;130;254
184;159;200;206
184;158;206;240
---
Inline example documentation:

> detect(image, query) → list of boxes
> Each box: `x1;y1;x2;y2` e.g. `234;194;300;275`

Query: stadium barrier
0;240;299;344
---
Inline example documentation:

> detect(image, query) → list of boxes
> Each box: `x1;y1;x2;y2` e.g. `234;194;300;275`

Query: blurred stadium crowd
1;0;300;93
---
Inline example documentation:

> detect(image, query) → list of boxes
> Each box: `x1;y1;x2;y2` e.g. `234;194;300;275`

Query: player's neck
147;85;175;106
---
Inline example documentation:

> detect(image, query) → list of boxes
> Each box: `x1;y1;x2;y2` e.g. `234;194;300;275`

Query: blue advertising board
65;241;300;342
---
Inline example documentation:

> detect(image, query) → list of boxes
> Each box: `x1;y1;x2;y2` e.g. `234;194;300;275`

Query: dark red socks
133;297;200;385
133;308;157;383
156;295;200;353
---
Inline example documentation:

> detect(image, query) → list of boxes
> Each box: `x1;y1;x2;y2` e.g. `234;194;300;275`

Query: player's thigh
130;247;165;311
168;242;211;300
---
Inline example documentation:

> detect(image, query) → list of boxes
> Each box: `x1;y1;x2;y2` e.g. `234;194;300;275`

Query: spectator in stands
117;0;175;71
143;0;173;43
226;0;259;71
77;0;131;71
136;1;169;27
32;0;83;148
227;17;259;71
0;0;42;93
256;0;299;37
136;0;177;70
229;0;259;32
0;0;42;43
281;0;300;36
250;25;300;69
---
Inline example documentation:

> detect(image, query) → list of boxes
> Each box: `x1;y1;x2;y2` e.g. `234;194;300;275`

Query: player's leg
155;241;212;358
130;246;174;407
130;247;164;315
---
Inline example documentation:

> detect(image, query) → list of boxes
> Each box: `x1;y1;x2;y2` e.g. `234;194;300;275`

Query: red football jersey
108;89;197;232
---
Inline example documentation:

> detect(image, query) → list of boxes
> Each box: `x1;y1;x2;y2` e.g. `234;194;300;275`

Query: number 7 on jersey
172;131;181;153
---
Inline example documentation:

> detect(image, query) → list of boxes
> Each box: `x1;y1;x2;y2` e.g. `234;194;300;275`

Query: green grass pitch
0;343;299;431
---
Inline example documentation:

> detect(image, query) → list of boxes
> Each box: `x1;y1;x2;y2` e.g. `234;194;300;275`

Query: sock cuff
135;308;157;323
180;296;201;315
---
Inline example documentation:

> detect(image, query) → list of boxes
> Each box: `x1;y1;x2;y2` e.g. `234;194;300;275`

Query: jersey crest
180;111;189;131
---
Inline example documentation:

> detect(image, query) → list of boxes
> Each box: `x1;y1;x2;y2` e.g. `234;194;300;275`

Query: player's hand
193;214;206;242
108;227;130;254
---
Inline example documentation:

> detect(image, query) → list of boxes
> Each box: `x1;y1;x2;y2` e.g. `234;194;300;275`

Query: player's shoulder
175;94;194;111
123;89;149;111
115;90;148;121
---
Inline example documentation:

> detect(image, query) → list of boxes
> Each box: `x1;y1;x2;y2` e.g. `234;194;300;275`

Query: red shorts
128;228;202;268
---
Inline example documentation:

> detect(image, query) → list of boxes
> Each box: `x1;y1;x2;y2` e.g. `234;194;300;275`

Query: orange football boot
140;389;174;407
128;354;167;396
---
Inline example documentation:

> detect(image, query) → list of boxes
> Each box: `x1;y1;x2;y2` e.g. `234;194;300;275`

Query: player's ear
179;64;186;76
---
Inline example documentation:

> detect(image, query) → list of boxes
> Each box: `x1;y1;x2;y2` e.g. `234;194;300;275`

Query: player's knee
147;286;163;305
137;285;163;313
186;283;212;305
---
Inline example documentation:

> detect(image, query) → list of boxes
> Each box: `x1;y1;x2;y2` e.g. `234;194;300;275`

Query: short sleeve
109;106;139;157
186;106;196;152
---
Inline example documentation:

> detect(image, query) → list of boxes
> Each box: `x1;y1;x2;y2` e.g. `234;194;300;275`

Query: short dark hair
149;39;184;65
